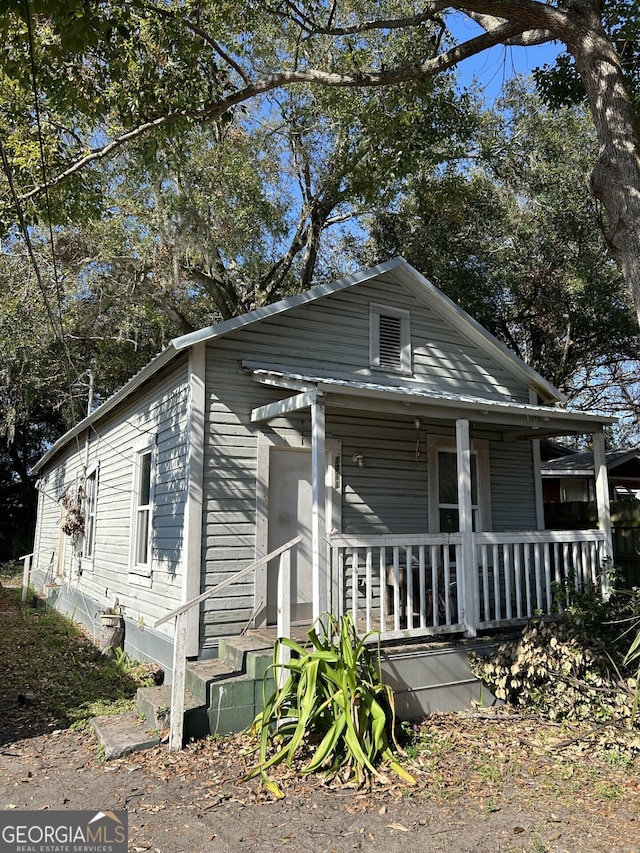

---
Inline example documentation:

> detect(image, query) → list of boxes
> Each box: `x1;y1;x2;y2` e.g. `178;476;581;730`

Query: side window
369;303;411;374
83;463;99;560
130;441;155;581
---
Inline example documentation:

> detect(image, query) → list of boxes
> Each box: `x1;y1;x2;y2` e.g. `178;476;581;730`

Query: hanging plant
60;489;85;538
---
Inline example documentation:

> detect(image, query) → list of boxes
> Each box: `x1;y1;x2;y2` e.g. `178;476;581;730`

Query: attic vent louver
378;314;402;370
369;303;411;374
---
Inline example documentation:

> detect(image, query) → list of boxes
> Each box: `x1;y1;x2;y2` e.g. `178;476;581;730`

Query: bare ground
1;583;639;852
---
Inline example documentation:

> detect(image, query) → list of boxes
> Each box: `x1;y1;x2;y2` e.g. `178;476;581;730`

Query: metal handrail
156;534;303;751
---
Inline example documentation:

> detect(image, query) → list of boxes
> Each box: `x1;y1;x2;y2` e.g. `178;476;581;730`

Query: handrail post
20;552;34;604
169;610;188;751
276;548;291;689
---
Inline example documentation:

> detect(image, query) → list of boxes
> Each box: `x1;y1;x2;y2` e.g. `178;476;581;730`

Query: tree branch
18;21;525;203
146;2;251;84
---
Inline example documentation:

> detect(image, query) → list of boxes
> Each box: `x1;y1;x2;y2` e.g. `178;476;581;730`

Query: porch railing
329;529;607;641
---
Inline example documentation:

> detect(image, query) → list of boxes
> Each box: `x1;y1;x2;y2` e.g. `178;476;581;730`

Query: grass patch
0;585;156;740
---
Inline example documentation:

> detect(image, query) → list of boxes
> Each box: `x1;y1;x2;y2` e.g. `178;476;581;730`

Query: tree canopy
1;1;637;319
1;0;639;556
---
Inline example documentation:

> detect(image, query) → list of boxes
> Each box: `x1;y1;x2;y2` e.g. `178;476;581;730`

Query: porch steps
135;634;503;746
135;635;276;741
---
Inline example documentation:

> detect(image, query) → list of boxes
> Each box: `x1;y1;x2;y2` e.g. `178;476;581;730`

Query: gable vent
378;314;402;370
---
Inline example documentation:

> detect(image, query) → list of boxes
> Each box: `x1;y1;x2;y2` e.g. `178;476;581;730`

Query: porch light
414;416;422;460
352;453;365;467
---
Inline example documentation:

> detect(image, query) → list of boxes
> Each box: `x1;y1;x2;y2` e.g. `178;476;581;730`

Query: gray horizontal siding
490;440;538;530
33;356;191;640
221;275;532;403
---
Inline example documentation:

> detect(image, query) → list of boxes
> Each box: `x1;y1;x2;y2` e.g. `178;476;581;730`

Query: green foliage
244;614;415;796
367;79;640;435
533;1;639;119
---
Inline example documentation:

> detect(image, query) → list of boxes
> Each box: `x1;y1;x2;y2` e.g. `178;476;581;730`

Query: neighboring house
541;444;640;589
30;258;617;684
541;445;640;503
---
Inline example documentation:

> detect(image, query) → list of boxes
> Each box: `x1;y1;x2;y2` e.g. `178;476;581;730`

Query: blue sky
447;12;563;102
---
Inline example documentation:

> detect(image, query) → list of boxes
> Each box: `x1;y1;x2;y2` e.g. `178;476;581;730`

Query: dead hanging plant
60;488;85;538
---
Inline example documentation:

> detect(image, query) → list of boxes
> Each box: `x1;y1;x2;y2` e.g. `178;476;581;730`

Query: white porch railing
474;530;606;630
329;529;607;641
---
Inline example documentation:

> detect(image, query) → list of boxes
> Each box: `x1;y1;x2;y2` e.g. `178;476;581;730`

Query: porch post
593;430;613;597
529;390;545;530
456;419;477;637
311;395;328;622
183;342;206;657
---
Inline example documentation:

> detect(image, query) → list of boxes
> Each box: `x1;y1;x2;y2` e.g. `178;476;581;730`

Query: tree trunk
562;8;640;324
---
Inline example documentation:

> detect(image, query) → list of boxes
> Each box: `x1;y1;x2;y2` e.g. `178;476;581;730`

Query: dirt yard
1;580;639;852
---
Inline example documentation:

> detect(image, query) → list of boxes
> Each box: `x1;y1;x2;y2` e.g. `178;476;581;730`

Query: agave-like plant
625;627;640;722
243;613;415;797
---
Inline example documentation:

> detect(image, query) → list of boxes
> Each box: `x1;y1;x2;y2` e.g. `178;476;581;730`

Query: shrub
471;584;640;733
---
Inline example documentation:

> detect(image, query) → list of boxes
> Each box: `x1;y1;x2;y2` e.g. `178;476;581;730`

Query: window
437;450;479;532
83;463;99;560
428;436;491;534
369;303;411;374
130;441;155;580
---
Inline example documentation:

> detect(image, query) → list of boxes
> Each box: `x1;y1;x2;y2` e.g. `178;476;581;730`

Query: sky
447;11;563;102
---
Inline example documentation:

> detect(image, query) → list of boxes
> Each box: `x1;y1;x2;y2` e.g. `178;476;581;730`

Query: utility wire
23;0;68;351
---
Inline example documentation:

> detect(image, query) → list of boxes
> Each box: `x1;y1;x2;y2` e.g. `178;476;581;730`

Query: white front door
267;447;314;624
266;445;341;624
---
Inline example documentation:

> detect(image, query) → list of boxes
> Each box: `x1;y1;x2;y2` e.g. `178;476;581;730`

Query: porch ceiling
246;364;616;439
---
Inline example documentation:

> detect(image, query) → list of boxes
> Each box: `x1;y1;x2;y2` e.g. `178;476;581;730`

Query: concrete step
136;684;209;741
91;711;160;760
184;657;237;705
218;635;274;680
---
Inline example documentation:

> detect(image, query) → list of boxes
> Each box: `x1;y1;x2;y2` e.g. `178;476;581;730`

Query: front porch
329;528;607;643
248;365;616;650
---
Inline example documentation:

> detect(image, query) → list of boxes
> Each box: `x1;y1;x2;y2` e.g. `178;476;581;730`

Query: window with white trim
436;449;480;532
428;435;491;534
82;462;99;561
369;303;411;374
130;440;155;579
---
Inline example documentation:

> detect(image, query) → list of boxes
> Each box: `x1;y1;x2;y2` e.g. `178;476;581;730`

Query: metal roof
34;258;600;473
248;366;616;435
541;449;640;476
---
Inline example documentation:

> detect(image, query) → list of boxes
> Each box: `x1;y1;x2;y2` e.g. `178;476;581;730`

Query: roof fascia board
170;259;404;351
307;379;615;432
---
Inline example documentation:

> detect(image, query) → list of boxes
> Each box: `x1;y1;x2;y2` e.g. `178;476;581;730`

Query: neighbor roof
541;449;640;477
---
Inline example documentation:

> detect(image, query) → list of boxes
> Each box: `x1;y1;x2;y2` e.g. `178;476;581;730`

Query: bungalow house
29;259;617;726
